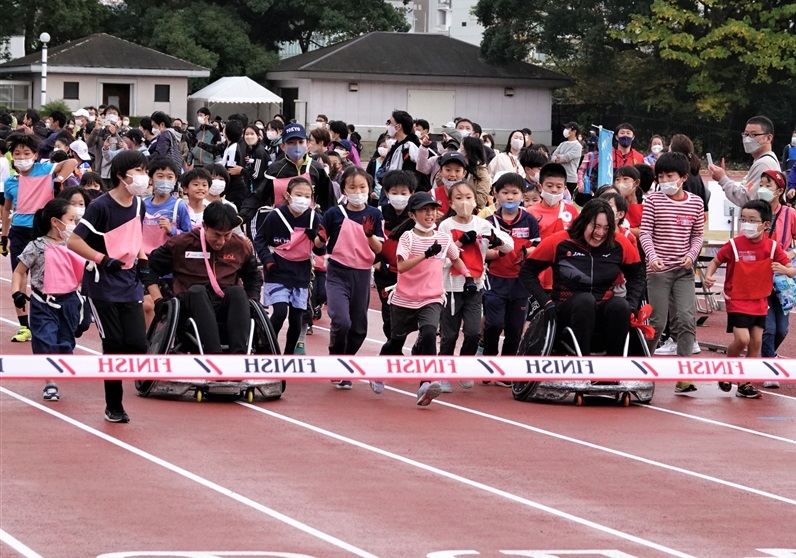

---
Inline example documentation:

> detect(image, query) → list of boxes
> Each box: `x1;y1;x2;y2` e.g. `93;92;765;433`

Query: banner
597;127;614;190
0;354;792;382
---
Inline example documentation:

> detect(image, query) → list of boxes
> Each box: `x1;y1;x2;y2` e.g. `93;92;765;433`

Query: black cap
407;192;442;212
438;151;467;168
565;121;579;132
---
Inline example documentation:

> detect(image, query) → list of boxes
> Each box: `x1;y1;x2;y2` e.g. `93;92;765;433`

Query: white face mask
441;177;458;189
209;179;226;196
651;144;663;154
459;130;471;138
414;222;436;233
386;125;397;137
88;115;96;123
125;174;149;196
541;190;563;206
658;181;680;196
154;179;175;195
289;195;311;213
743;135;762;154
74;206;85;220
562;129;570;139
388;194;409;210
197;116;206;125
378;146;389;158
792;136;796;146
266;130;278;141
334;149;347;159
106;114;119;124
386;139;396;148
511;138;524;151
14;159;34;172
58;220;76;242
740;222;762;239
484;142;492;148
756;187;775;202
346;192;369;207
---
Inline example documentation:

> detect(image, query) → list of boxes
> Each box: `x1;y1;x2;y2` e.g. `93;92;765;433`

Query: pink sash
273;172;311;207
97;197;143;270
142;199;181;254
273;208;314;262
16;173;54;215
43;243;86;294
330;206;375;270
393;232;448;302
200;227;225;298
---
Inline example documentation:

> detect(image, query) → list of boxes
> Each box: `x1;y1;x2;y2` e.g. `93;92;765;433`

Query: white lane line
637;404;796;444
238;402;696;558
0;317;101;355
0;529;45;558
0;387;379;558
369;383;796;507
760;390;796;401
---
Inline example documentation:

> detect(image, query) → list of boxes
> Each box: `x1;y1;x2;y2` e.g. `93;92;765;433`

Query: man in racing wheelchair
146;201;263;354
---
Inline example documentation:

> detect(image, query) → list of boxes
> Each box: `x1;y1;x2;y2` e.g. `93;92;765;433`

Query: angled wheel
620;392;631;407
195;389;203;403
134;380;154;397
574;393;584;406
512;382;539;401
246;388;255;403
250;300;281;355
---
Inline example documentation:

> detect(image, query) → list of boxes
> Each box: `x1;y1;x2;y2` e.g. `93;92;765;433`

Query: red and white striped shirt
639;191;704;273
391;230;460;309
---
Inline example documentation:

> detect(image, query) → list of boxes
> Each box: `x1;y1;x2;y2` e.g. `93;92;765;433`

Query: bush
40;100;73;119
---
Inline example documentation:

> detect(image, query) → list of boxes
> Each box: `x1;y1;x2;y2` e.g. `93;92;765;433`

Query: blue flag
597;127;614;191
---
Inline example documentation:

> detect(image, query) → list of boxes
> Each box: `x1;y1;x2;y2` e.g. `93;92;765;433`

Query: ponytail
33;198;71;238
388;216;417;241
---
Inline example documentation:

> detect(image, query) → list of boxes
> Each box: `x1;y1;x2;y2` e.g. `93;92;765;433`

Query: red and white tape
0;354;792;382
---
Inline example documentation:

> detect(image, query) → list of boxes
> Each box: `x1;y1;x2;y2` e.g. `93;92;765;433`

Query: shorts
8;225;34;273
263;282;309;309
726;312;766;333
390;303;442;338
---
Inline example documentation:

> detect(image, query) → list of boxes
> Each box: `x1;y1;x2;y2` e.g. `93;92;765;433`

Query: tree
619;0;796;121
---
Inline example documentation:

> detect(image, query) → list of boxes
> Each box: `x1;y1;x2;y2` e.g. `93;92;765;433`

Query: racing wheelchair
512;302;655;406
135;297;284;402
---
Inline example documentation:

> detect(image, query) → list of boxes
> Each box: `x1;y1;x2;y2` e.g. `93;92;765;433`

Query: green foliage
40;99;73;118
5;0;110;55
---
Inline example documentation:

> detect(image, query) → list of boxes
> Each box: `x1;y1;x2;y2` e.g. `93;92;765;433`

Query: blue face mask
501;201;520;211
617;136;633;148
286;145;307;161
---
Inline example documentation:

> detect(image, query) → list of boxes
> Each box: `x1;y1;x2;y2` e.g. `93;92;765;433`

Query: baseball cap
69;140;91;161
73;108;90;118
282;123;306;141
438;151;467;168
761;169;786;191
332;139;353;152
407;191;442;212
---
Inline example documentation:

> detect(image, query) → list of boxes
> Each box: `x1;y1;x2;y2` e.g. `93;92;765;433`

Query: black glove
543;300;557;319
12;291;29;310
153;297;165;317
100;255;123;274
0;235;8;257
424;242;442;259
304;228;317;242
487;231;503;249
459;230;478;245
463;277;478;295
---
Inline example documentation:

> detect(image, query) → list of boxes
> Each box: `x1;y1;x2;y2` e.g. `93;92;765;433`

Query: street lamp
39;32;50;108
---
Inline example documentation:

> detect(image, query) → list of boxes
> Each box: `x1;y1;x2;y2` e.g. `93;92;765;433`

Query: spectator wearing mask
190;107;222;168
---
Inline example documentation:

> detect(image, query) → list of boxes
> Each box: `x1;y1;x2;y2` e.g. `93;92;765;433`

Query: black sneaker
104;408;131;423
717;382;733;392
736;383;762;399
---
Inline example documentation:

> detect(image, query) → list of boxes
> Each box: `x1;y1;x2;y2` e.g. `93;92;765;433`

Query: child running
379;192;473;405
703;200;795;398
438;181;513;392
316;167;384;389
255;176;322;355
11;199;86;401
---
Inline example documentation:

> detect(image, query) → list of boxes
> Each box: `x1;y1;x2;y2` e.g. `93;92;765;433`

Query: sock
19;315;29;328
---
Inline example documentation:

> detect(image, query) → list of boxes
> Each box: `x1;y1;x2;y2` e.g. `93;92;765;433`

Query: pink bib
393;232;447;302
273;208;314;263
16;173;54;215
43;243;86;294
104;198;143;269
330;206;375;270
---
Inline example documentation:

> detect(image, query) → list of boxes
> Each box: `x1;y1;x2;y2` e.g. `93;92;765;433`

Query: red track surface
2;269;796;558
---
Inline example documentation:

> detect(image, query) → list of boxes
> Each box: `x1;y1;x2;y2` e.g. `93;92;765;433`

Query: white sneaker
458;381;474;389
439;381;453;393
654;338;677;356
762;381;780;389
369;381;385;394
692;341;701;354
417;381;442;406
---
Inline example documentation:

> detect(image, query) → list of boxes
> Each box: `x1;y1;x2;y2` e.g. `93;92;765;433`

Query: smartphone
427;133;444;142
706;153;713;166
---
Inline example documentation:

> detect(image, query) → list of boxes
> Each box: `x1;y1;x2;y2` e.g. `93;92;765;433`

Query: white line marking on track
760;390;796;401
0;529;45;558
370;383;796;507
637;404;796;444
0;387;379;558
238;401;696;558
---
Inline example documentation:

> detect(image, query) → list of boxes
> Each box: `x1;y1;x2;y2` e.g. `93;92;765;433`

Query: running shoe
495;381;513;388
439;381;453;393
692;341;701;354
313;305;322;321
654;337;677;356
762;381;780;389
42;384;59;402
674;381;697;393
294;342;306;355
417;381;442;406
458;381;475;389
306;325;313;336
736;383;762;399
369;381;385;394
476;344;484;356
11;326;31;343
717;382;733;393
104;408;130;423
334;380;353;390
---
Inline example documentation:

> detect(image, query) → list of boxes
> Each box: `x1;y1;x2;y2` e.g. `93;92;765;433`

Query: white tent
187;76;282;123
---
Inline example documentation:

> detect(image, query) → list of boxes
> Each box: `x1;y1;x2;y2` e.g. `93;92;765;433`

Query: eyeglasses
739;219;762;224
741;132;768;138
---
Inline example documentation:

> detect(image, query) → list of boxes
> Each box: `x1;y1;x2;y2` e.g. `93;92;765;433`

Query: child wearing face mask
639;152;704;393
703;200;795;399
613;166;643;235
315;167;384;389
12;199;87;402
255;177;323;355
438;181;513;392
374;170;416;340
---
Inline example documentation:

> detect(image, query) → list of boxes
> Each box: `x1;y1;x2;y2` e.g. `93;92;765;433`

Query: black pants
89;299;148;412
271;302;303;354
182;284;250;354
557;293;630;356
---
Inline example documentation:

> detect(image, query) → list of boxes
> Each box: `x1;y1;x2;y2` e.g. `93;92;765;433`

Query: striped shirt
391;230;460;309
639;191;704;273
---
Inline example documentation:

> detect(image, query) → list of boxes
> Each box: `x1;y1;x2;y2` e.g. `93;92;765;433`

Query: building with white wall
267;32;570;145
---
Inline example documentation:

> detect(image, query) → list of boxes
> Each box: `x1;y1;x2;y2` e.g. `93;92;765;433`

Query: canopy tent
187;76;282;123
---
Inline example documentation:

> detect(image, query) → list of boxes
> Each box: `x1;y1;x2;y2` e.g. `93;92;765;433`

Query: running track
2;272;795;558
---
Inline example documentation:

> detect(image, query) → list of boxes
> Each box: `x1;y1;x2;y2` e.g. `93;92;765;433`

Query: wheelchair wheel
139;299;181;397
512;381;539;401
514;311;556;401
249;300;281;355
628;327;652;357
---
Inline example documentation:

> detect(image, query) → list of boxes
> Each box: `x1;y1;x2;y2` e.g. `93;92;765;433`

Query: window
154;84;170;102
63;82;79;99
